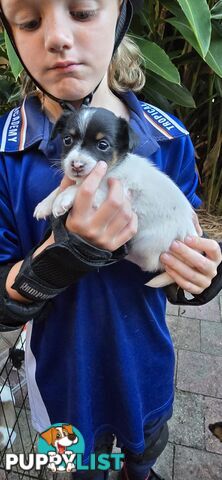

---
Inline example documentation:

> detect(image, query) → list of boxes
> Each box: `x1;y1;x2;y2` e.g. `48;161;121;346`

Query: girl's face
1;0;121;101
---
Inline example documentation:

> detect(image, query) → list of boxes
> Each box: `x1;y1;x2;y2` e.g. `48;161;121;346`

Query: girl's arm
6;232;55;303
4;162;137;305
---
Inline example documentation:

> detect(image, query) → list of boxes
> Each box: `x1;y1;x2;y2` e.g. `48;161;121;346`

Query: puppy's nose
71;160;84;173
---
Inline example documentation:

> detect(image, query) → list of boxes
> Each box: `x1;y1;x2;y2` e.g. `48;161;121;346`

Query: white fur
0;385;16;450
63;147;97;180
93;155;197;272
34;186;60;220
34;152;197;287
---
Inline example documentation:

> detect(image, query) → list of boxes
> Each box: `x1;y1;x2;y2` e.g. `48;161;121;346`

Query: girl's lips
50;62;82;72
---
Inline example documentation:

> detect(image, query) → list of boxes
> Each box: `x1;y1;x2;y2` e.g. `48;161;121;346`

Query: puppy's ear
128;125;139;151
117;118;139;152
50;112;70;140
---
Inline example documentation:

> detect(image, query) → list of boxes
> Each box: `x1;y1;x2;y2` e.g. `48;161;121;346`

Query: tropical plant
0;30;21;114
131;0;222;216
0;1;222;216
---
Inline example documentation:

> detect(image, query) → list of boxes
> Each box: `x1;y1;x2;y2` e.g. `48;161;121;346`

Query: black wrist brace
0;264;51;331
12;214;128;302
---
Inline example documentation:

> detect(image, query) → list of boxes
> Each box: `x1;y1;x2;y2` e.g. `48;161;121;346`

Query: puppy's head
51;107;138;180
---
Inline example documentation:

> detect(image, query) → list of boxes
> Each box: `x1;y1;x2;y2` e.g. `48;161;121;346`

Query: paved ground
155;290;222;479
0;291;222;479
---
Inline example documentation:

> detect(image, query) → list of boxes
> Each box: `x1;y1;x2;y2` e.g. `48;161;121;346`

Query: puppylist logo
5;423;124;473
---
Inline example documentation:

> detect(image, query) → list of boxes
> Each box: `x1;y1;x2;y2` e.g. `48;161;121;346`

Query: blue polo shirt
0;92;201;462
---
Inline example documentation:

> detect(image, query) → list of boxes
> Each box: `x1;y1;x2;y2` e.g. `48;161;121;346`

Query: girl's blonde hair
20;35;145;98
109;35;145;93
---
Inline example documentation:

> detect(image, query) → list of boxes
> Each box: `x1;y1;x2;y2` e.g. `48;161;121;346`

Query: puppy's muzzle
71;160;85;174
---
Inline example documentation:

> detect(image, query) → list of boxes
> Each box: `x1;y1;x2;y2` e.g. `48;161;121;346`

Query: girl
0;1;221;479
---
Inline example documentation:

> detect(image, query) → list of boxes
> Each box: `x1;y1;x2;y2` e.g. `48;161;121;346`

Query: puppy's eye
63;136;73;147
97;140;110;151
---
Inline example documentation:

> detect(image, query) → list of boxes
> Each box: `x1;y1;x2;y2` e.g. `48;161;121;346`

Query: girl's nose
44;10;73;53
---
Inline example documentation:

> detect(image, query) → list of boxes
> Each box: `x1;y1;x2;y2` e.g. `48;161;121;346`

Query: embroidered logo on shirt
0;99;27;152
141;102;189;140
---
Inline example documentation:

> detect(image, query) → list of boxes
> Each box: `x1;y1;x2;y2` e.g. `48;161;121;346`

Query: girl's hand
160;236;222;295
65;161;138;251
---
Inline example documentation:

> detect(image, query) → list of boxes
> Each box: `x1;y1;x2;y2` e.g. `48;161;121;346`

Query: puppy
0;385;16;450
34;107;198;287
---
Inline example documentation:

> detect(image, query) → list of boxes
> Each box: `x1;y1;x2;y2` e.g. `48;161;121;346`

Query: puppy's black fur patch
51;107;139;168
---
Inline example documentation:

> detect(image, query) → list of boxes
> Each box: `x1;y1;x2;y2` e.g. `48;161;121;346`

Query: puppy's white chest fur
34;153;197;274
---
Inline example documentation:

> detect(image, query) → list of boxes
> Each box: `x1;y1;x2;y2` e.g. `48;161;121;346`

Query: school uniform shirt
0;92;201;462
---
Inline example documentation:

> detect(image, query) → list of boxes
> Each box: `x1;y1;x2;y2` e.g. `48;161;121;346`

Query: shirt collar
0;91;177;155
122;91;160;157
0;96;46;153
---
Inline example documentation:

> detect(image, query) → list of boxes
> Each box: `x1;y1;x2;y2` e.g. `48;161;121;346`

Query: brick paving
155;290;222;480
1;292;222;479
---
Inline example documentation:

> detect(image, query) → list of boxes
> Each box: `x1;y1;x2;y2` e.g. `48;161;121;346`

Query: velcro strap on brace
0;263;50;331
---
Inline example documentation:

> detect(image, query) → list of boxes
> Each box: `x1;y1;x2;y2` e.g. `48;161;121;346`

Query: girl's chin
41;76;97;102
44;87;92;102
39;72;106;102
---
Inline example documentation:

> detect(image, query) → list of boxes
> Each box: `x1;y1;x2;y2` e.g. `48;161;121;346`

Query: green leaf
175;0;211;57
161;0;211;57
167;16;222;77
4;30;23;80
134;37;180;84
211;0;222;20
145;72;196;107
0;32;5;45
7;85;21;104
206;25;222;78
160;0;186;17
142;85;174;114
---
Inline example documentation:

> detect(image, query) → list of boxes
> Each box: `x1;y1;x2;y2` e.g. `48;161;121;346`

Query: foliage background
131;0;222;217
0;0;222;218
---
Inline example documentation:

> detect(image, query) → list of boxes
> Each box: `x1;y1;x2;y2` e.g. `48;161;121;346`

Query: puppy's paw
52;186;76;218
33;200;53;220
52;200;72;218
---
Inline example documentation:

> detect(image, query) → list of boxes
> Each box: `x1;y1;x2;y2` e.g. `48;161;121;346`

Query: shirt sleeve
162;130;203;210
0;154;22;264
177;134;202;209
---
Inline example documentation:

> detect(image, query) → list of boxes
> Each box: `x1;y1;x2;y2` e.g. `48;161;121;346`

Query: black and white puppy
34;107;198;287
